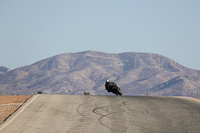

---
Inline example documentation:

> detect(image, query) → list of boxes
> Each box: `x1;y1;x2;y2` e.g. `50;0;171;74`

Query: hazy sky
0;0;200;70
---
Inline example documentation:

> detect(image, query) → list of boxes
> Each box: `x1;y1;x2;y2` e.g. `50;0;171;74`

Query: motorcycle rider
105;80;119;93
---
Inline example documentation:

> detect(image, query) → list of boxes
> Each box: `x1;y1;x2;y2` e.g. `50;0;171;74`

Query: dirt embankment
0;95;32;124
194;98;200;100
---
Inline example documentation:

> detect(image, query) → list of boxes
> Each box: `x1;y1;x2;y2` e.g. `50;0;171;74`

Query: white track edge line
0;95;39;131
187;97;200;103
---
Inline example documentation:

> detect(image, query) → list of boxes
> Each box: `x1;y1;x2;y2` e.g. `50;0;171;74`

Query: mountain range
0;51;200;97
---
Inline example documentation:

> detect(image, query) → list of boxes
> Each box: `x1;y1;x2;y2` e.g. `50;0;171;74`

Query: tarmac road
0;95;200;133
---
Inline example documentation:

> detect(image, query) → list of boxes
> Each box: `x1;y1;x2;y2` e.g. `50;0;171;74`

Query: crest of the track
0;95;200;133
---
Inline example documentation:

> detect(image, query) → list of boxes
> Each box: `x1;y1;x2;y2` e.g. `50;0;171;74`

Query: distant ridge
0;51;199;97
0;66;11;73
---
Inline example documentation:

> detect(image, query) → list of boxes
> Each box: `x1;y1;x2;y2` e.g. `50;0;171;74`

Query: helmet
106;80;109;83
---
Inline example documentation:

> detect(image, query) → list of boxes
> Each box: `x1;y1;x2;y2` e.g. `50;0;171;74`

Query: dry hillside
0;51;199;97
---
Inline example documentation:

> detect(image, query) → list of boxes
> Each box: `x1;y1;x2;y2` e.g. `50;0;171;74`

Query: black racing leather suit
105;81;117;92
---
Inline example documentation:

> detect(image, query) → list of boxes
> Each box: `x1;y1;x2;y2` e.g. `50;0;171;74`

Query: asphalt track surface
0;95;200;133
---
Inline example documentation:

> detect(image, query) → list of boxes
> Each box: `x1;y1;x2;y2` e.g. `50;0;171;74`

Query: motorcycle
111;85;122;96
